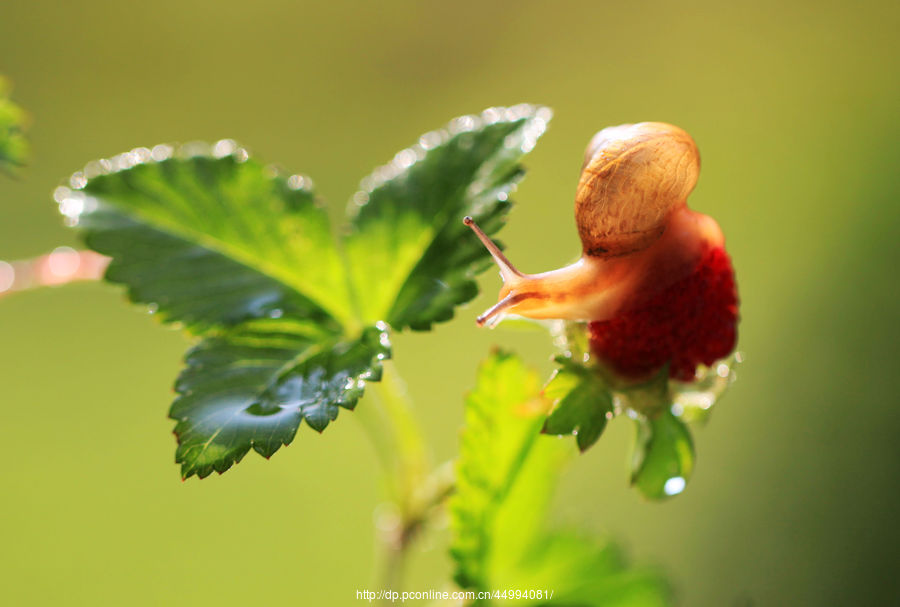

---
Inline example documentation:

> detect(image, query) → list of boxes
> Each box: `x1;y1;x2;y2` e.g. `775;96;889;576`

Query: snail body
465;121;738;380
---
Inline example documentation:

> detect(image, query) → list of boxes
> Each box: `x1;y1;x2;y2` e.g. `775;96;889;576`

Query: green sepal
542;356;614;452
630;408;695;500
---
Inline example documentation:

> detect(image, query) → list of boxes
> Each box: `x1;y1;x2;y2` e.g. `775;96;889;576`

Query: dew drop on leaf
663;476;686;496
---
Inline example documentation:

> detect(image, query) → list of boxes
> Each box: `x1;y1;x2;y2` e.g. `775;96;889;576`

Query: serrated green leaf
0;76;28;174
542;357;613;452
171;321;390;479
451;350;552;589
631;409;695;500
344;106;550;331
59;146;395;478
451;351;670;606
507;533;671;607
64;148;355;331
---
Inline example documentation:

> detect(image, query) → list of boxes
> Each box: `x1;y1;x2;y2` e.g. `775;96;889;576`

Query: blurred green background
2;1;898;605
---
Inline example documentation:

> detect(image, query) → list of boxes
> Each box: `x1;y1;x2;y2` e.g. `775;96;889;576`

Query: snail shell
576;122;700;257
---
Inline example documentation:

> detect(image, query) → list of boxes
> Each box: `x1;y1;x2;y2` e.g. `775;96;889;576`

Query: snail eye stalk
462;216;523;284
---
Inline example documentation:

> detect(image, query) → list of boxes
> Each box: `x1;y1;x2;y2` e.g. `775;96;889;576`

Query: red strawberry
588;245;738;381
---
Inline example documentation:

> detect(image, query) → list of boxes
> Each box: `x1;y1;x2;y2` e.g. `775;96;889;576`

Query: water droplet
571;429;578;436
676;390;715;411
69;172;87;189
212;139;237;159
393;148;417;169
481;107;504;124
83;160;107;179
449;114;478;134
110;153;136;172
287;174;312;191
663;476;686;496
418;130;443;150
131;147;152;163
53;186;71;203
58;193;85;220
179;141;210;158
359;176;375;192
497;191;508;202
508;104;532;119
268;309;284;319
151;144;173;162
535;106;553;122
352;191;369;207
716;363;730;378
506;133;526;152
147;303;159;314
47;246;80;278
0;261;14;293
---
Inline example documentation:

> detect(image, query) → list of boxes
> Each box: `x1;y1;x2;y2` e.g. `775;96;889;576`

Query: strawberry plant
2;83;740;605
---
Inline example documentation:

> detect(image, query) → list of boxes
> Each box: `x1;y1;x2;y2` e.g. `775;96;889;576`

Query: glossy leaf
506;533;671;607
451;351;670;606
60;145;355;332
343;105;551;331
631;409;695;500
542;356;613;452
171;321;390;479
451;350;553;589
59;143;378;478
0;76;28;174
58;107;554;478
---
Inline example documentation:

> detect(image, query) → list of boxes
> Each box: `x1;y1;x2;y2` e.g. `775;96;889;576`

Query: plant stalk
0;249;108;298
356;361;454;602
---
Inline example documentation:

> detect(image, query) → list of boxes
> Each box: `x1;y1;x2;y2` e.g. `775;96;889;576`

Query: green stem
351;390;397;480
372;362;430;506
0;250;108;298
356;360;454;599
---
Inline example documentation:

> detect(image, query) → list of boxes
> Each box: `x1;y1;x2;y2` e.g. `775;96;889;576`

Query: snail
464;122;738;381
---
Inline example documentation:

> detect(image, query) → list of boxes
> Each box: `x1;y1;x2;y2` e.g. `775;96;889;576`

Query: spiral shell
576;122;700;257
